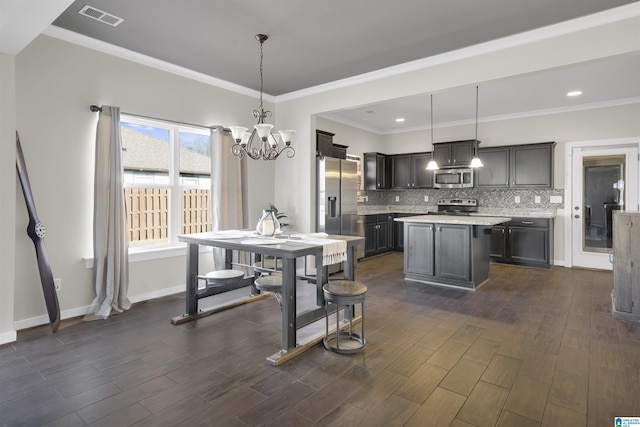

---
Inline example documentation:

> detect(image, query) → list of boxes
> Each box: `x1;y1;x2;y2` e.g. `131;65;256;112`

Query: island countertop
395;215;510;226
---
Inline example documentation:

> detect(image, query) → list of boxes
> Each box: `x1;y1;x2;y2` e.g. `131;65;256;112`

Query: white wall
10;35;273;329
1;53;17;343
315;116;384;159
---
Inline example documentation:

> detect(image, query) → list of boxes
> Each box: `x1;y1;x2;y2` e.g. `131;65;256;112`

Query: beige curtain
211;127;246;269
85;105;131;320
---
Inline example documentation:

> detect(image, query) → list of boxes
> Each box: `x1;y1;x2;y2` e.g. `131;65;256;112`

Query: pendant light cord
430;94;434;145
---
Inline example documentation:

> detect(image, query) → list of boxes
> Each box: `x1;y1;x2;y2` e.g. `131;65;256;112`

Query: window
121;115;211;249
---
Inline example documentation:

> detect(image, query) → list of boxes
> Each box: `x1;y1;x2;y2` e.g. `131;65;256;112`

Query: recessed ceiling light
395;118;405;123
567;91;582;97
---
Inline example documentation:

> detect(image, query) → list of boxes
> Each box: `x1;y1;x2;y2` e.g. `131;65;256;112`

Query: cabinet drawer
509;218;548;228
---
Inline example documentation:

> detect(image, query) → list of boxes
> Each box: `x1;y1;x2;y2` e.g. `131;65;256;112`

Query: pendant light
425;94;439;170
229;34;295;161
469;85;484;168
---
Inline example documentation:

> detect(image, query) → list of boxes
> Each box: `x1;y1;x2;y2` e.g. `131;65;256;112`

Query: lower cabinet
393;213;414;251
404;222;490;289
435;224;471;281
364;214;392;257
491;218;553;268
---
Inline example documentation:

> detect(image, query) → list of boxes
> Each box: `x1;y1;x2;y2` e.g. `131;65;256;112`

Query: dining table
175;230;365;365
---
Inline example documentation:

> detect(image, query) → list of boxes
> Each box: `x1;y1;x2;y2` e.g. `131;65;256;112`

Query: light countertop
359;205;556;219
395;215;510;226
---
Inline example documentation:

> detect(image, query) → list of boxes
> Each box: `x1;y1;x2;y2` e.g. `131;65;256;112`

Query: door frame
564;137;640;269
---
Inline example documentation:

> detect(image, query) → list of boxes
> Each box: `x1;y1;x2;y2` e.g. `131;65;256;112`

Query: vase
256;209;280;236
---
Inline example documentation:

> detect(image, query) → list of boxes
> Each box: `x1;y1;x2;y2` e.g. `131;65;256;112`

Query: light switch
424;195;429;202
395;195;400;202
535;196;541;204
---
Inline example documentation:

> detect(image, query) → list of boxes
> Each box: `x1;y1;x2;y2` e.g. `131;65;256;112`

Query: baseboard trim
13;285;186;331
0;330;17;346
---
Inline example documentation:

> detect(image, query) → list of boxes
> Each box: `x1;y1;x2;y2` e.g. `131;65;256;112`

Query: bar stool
197;269;244;293
323;280;367;354
254;274;283;308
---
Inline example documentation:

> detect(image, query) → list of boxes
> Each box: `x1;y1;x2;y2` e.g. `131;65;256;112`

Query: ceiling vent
78;5;124;27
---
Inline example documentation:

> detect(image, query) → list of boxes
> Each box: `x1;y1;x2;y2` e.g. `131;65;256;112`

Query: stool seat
254;274;283;307
254;274;283;292
323;280;367;297
323;280;367;354
200;269;244;284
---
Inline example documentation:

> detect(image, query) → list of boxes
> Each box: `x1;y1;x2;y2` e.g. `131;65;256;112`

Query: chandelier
229;34;295;161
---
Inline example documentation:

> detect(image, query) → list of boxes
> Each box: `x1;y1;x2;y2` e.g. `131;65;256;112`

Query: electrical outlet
550;195;562;204
424;195;429;202
395;195;400;202
54;278;62;291
515;196;520;203
535;195;541;204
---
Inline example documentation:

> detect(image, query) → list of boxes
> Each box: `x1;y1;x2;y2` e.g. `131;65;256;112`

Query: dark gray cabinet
316;130;334;157
364;152;389;190
491;217;553;268
405;223;434;276
612;212;640;323
364;214;392;256
404;221;491;289
433;140;475;168
476;147;510;188
511;143;554;188
391;153;433;189
476;142;554;188
435;224;471;281
393;213;415;251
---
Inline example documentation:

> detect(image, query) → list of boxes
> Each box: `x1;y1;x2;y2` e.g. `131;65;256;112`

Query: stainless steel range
434;198;478;215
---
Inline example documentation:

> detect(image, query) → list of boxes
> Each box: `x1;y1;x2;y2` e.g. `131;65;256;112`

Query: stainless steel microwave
433;168;474;188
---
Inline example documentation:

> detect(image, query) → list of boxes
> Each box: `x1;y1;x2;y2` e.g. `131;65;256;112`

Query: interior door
571;145;639;270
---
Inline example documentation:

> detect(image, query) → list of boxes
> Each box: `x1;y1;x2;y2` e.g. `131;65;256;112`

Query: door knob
574;214;580;218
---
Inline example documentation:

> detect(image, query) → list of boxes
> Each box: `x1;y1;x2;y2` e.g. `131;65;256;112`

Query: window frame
120;114;211;254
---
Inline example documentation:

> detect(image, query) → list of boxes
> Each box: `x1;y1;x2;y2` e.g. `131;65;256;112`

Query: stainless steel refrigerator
316;157;364;263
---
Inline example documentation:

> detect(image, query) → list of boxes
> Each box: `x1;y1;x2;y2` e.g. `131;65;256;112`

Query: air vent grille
78;5;124;27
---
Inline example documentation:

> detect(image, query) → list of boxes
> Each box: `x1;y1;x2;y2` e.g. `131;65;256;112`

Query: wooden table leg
185;242;199;316
282;257;297;351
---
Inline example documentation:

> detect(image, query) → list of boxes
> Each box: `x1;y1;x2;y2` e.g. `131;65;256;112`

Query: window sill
83;244;212;269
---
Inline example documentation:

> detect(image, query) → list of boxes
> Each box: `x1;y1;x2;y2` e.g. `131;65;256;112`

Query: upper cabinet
432;140;475;168
316;130;347;159
476;142;555;188
391;152;433;189
364;152;389;190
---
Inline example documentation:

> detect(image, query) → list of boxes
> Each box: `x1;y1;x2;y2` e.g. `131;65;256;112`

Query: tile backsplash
361;188;565;210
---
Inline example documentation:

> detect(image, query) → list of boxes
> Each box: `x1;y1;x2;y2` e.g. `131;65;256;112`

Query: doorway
568;140;639;270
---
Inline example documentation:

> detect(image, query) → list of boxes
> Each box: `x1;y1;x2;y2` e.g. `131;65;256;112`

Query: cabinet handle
609;251;614;264
521;221;534;225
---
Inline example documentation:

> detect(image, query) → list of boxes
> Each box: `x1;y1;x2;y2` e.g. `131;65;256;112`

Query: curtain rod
89;105;230;133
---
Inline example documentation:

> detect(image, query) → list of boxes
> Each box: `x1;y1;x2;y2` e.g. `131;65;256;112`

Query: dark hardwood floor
1;253;639;426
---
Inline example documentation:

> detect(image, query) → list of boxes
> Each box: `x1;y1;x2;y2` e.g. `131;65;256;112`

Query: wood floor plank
392;362;448;404
457;381;510;427
495;410;541;427
503;375;551;421
547;369;588;414
542;403;586;426
404;387;466;427
439;357;487;396
359;394;419;427
480;354;522;389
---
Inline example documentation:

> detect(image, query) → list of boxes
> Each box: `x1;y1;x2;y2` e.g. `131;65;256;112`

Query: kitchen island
396;215;510;290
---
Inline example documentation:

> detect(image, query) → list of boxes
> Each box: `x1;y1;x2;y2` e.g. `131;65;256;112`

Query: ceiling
4;1;640;133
